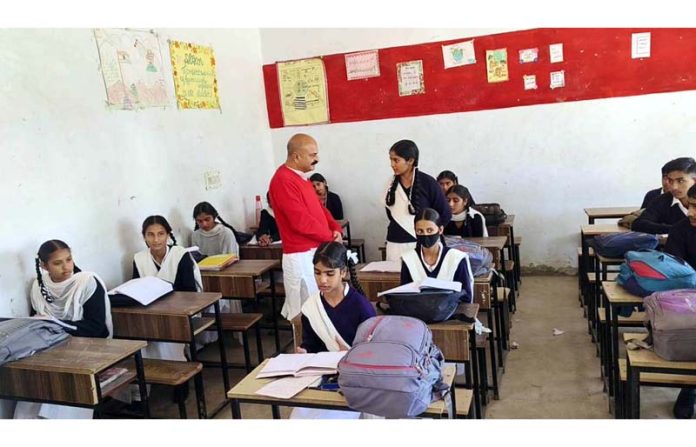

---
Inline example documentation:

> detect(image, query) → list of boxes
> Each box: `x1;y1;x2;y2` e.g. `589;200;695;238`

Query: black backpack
378;290;474;324
472;203;507;226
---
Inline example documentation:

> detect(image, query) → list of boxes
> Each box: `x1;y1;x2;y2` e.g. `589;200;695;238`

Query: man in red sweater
269;133;343;319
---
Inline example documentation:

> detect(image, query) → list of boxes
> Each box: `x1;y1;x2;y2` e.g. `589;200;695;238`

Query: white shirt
672;196;688;216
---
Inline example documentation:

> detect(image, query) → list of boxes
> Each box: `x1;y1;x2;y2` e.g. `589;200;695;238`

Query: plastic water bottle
255;195;262;226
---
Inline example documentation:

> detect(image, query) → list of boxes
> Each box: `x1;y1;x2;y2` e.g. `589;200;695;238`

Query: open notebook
377;277;461;297
108;277;173;306
256;352;346;379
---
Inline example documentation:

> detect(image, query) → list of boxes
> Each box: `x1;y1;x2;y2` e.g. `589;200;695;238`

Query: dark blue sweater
633;193;687;235
386;170;452;243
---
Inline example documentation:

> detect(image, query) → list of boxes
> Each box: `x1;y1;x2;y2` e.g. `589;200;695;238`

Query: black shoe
673;389;695;419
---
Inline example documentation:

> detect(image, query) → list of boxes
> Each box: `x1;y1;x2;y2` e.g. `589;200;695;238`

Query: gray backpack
337;315;447;418
0;319;70;366
643;289;696;361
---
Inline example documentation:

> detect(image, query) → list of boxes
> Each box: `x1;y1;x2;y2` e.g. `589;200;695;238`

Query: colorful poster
397;60;425;96
345;50;380;80
486;49;509;83
523;75;538;90
169;40;221;109
93;28;168;110
519;48;539;64
632;32;651;59
442;40;476;69
550;70;566;89
549;43;564;63
277;58;329;126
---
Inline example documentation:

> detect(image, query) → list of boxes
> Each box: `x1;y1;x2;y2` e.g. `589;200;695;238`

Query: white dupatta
300;284;350;352
384;178;417;239
134;245;202;291
31;270;113;337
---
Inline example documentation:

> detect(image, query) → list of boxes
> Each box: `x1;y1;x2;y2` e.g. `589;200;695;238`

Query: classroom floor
140;276;681;419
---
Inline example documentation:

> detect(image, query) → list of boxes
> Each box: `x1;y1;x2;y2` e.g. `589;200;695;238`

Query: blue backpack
444;236;493;277
617;249;696;297
588;231;659;258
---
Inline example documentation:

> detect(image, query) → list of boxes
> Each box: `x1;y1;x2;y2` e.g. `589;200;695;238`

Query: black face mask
417;233;440;248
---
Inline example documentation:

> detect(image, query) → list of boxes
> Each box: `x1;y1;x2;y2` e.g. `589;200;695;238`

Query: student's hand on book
295;346;307;354
259;234;272;247
332;231;343;243
335;336;350;351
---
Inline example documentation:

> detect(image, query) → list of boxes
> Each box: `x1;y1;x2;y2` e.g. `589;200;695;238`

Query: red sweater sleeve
323;206;342;233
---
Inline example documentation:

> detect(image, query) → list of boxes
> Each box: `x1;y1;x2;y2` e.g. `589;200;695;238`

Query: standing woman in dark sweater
15;239;112;419
384;140;451;261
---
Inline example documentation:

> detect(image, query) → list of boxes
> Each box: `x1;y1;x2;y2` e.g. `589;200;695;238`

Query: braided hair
193;201;247;244
385;140;420;215
312;241;366;296
142;215;177;246
414;208;446;252
35;239;80;303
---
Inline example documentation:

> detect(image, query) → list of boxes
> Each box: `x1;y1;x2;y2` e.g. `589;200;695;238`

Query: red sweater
269;165;342;254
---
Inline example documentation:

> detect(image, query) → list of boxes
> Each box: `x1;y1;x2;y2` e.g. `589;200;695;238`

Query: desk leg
492;282;504;369
213;301;231;397
626;361;640;419
580;231;589;317
272;405;281;419
450;380;457;419
469;326;482;419
134;351;151;419
189;320;208;419
610;304;620;405
486;307;500;400
231;399;242;419
270;272;281;353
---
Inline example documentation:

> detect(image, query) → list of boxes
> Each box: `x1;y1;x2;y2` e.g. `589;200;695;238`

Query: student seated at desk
633;157;696;234
309;173;344;220
256;191;281;247
133;215;202;361
436;170;476;205
663;183;696;419
444;185;488;238
291;242;375;419
14;239;113;419
641;161;671;209
400;208;474;304
191;201;239;258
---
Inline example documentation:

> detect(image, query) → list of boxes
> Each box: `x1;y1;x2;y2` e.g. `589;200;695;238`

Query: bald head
285;133;320;173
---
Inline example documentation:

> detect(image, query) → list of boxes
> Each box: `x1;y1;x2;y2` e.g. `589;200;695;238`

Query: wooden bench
117;358;203;419
454;388;474;418
597;308;645;326
202;312;264;372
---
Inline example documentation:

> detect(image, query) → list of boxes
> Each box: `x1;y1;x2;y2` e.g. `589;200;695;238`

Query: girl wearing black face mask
399;208;474;303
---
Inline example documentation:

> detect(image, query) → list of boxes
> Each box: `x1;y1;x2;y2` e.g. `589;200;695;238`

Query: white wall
0;28;272;417
260;28;689;269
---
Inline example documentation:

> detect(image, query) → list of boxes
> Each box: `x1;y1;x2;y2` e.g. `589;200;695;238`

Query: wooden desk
0;337;148;415
584;207;638;224
625;348;696;419
601;281;643;412
111;291;229;419
201;260;283;352
239;244;283;261
355;266;400;302
227;362;460;419
463;236;507;270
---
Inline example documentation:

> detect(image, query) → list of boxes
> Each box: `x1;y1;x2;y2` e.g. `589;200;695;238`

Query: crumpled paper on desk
552;328;565;336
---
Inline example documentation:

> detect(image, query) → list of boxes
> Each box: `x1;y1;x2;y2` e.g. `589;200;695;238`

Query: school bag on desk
472;203;507;226
617;249;696;298
642;289;696;361
588;231;659;258
0;319;70;367
444;236;493;277
337;315;448;418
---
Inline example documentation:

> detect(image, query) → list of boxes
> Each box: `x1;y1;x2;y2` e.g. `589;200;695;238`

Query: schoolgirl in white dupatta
384;140;452;262
14;240;112;419
133;215;202;361
290;242;376;419
444;185;488;238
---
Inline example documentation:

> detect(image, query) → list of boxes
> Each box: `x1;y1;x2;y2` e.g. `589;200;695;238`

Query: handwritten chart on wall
263;28;696;128
94;28;169;110
277;58;329;126
169;40;221;110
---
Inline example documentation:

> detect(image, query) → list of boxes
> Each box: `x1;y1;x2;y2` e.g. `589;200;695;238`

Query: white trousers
385;241;417;262
281;248;318;320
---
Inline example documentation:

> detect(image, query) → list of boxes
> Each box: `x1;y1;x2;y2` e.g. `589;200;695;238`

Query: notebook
197;253;239;271
377;277;461;297
255;352;346;379
108;277;173;306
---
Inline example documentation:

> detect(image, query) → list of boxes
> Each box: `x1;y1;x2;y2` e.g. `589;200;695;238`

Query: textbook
256;352;346;379
377;277;461;297
98;367;129;388
359;260;401;272
108;277;173;306
197;253;239;271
